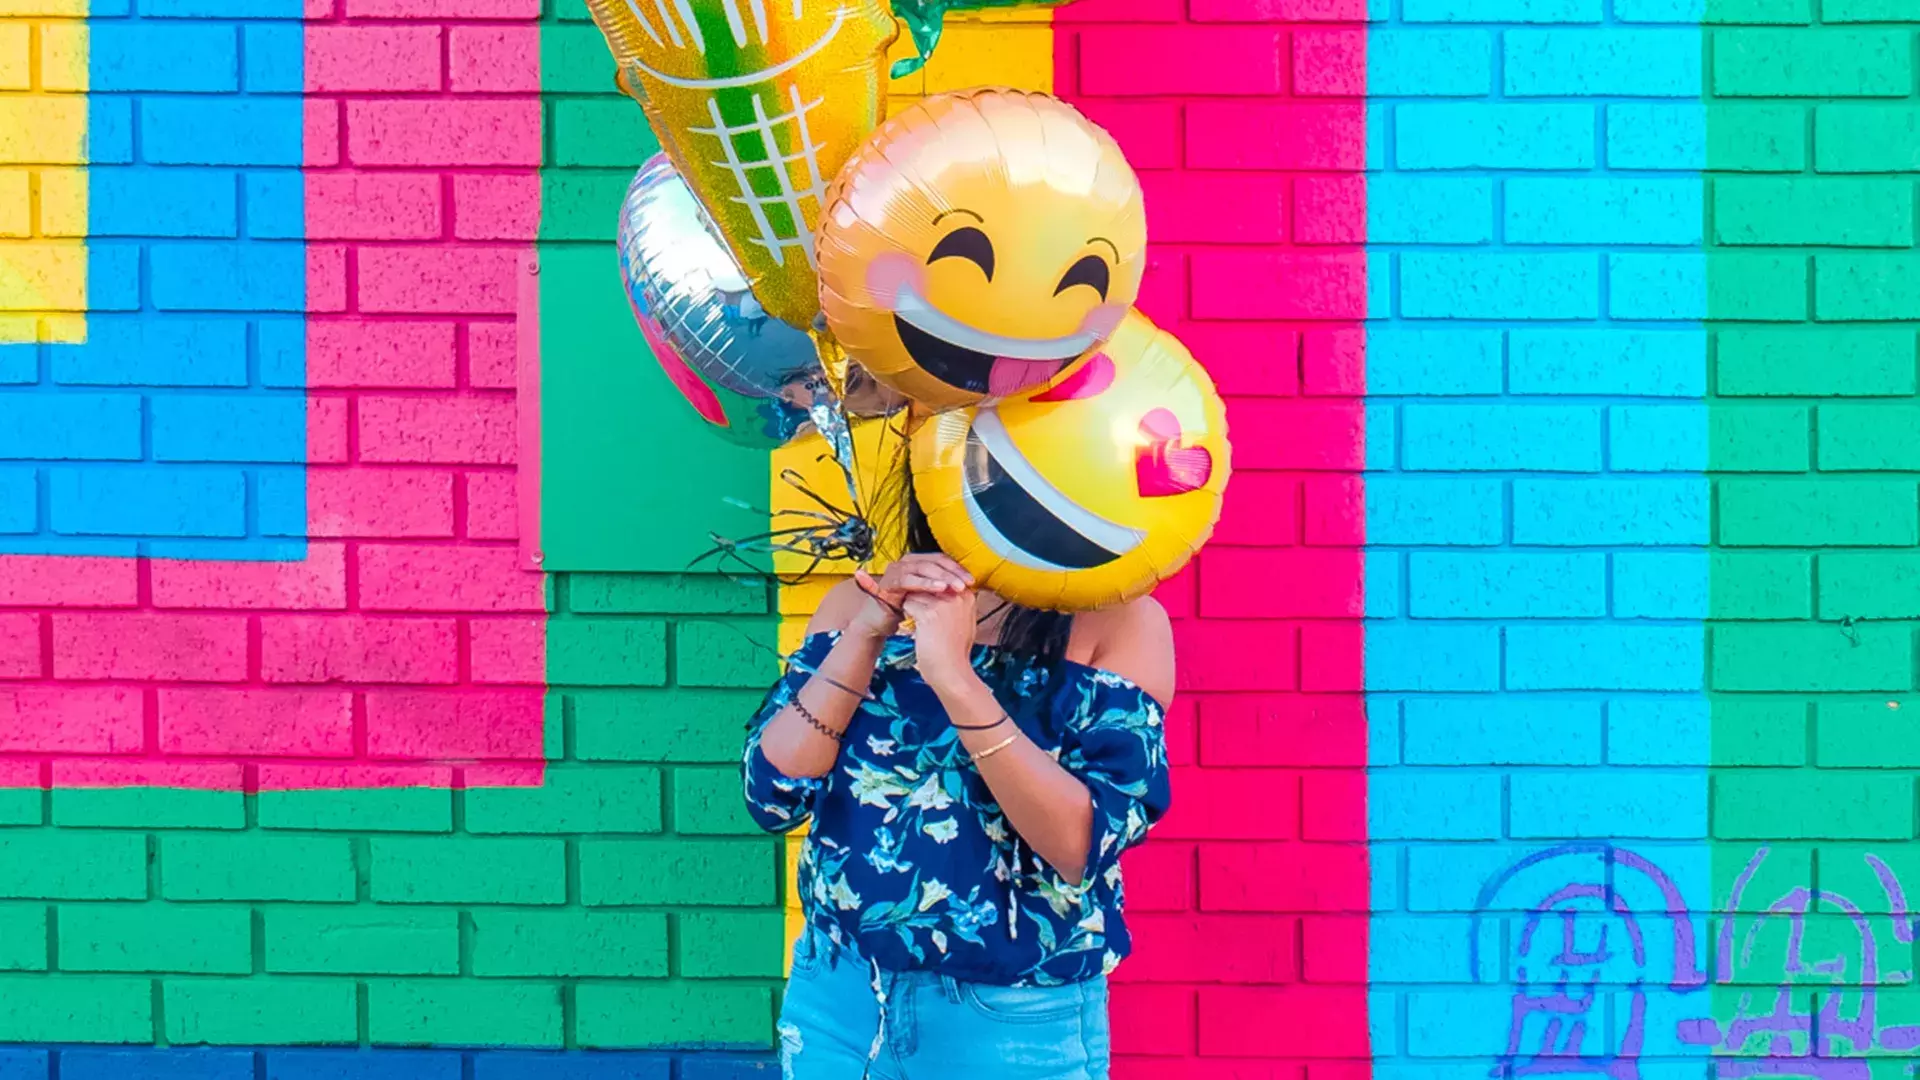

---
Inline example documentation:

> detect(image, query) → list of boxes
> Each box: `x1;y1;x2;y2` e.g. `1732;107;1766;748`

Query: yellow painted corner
38;311;81;342
0;0;84;16
0;242;84;310
0;25;30;91
924;24;1054;94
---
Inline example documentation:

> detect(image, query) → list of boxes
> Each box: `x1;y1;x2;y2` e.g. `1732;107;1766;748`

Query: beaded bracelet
791;696;844;743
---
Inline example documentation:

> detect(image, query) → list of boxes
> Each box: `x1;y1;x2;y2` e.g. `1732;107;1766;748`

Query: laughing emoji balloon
910;310;1230;612
817;88;1148;413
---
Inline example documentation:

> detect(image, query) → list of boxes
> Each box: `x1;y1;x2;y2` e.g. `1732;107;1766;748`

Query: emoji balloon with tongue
816;87;1147;413
909;309;1231;613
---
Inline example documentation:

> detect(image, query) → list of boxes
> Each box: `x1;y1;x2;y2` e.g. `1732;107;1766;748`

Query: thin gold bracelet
970;732;1019;763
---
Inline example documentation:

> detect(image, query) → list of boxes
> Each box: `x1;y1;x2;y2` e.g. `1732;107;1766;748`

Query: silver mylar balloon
618;154;819;414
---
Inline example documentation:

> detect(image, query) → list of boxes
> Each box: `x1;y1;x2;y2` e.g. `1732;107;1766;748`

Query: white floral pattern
742;632;1171;987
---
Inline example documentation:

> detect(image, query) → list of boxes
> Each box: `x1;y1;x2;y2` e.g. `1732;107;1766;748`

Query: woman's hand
903;588;979;693
847;554;974;642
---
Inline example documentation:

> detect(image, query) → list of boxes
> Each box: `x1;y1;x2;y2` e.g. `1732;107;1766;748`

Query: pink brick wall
1062;1;1369;1073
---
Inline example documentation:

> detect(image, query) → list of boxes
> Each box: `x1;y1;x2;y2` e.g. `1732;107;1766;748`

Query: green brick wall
1707;0;1920;1048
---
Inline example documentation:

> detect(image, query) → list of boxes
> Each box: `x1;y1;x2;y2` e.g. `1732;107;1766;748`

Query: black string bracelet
951;712;1011;732
792;697;844;743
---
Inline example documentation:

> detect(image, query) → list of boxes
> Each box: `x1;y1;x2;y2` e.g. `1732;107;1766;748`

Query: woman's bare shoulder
1076;596;1175;706
803;578;872;637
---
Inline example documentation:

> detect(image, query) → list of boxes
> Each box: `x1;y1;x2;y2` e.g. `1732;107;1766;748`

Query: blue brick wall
1365;2;1712;1071
0;1048;775;1080
0;3;306;561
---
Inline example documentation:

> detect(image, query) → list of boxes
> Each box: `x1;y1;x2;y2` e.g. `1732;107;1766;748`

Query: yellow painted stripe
0;10;85;343
771;9;1058;975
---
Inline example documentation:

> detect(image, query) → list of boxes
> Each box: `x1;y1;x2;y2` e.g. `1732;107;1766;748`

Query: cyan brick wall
1364;0;1715;1067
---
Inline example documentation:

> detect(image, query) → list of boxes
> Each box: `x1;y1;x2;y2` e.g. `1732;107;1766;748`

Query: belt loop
940;974;961;1004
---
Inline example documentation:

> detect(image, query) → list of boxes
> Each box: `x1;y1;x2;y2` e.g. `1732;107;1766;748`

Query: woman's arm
756;557;973;779
905;592;1175;888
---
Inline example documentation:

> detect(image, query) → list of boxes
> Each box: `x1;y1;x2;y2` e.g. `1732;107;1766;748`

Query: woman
741;495;1174;1080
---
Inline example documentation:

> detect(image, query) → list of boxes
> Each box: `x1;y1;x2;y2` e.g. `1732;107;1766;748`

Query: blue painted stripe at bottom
0;1048;777;1080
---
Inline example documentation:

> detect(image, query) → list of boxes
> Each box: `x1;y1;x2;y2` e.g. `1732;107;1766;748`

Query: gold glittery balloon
585;0;898;330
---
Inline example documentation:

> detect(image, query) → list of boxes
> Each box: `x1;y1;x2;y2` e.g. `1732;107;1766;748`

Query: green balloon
889;0;1072;77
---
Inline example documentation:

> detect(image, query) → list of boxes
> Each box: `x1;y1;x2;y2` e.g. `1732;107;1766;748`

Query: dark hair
881;462;1075;673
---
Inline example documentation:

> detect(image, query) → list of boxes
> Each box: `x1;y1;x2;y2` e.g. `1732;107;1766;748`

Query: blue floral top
741;631;1171;987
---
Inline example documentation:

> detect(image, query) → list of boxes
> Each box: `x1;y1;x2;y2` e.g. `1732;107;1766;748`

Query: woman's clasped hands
852;554;980;692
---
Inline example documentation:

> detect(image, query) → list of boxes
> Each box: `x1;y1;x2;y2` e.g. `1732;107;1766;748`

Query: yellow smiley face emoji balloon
910;310;1231;612
817;87;1148;413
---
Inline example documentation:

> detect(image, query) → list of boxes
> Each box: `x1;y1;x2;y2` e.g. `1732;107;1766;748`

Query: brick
1816;106;1920;173
0;394;140;459
1710;405;1808;472
364;688;544;759
359;396;515;464
677;911;784;978
1819;700;1920;768
1403;699;1600;766
264;907;458;976
468;618;544;684
573;689;763;763
471;911;667;977
549;100;661;168
449;27;539;93
91;24;237;91
1507;626;1702;691
149;244;304;310
1140;172;1286;244
0;976;150;1041
1068;100;1180;170
150;545;347;610
1717;329;1915;397
1714;29;1912;97
61;1051;253;1080
368;981;562;1047
1362;178;1493;245
466;323;519;390
568;574;766;615
671;767;762;835
306;26;439;92
358;546;545;612
1198;550;1361;618
1712;624;1913;692
165;978;357;1045
260;616;458;684
52;772;244;829
1201;987;1369;1056
0;831;146;900
1610;254;1710;320
1511;770;1705;839
576;984;771;1049
1175;620;1300;692
1819;406;1920;471
265;1050;463;1080
1211;473;1298;546
1719;480;1917;547
149;395;305;462
1513;479;1708;545
1709;553;1811;620
348;102;540;167
258;773;453;833
1191;252;1365;321
1510;29;1699;96
48;465;248;540
1401;405;1600;472
453;175;541;241
91;168;239;238
1511;331;1703;397
358;245;520;315
0;686;138;752
305;171;443;244
1820;554;1920;620
1186;103;1365;171
1124;915;1297;983
0;905;42;971
51;613;245;680
1394;104;1593;169
1817;256;1920;322
162;835;354;902
1077;27;1286;95
1506;179;1702;245
308;470;457;538
1366;30;1491;96
369;837;564;904
1714;772;1913;841
345;0;535;14
1407;553;1605;619
579;839;775;906
1403;0;1597;17
1401;254;1599;320
1716;179;1913;248
464;472;520;539
1364;624;1498;691
675;621;777;688
548;618;668;686
466;766;661;834
309;323;456;389
60;904;250;974
1197;842;1368;913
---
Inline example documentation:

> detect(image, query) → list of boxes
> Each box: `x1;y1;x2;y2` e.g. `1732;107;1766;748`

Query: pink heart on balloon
1135;408;1212;497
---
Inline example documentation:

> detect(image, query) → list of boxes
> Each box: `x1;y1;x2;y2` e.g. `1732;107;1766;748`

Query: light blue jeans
777;929;1111;1080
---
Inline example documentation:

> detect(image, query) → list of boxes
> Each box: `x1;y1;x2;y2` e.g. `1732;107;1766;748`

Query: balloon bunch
588;2;1231;612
